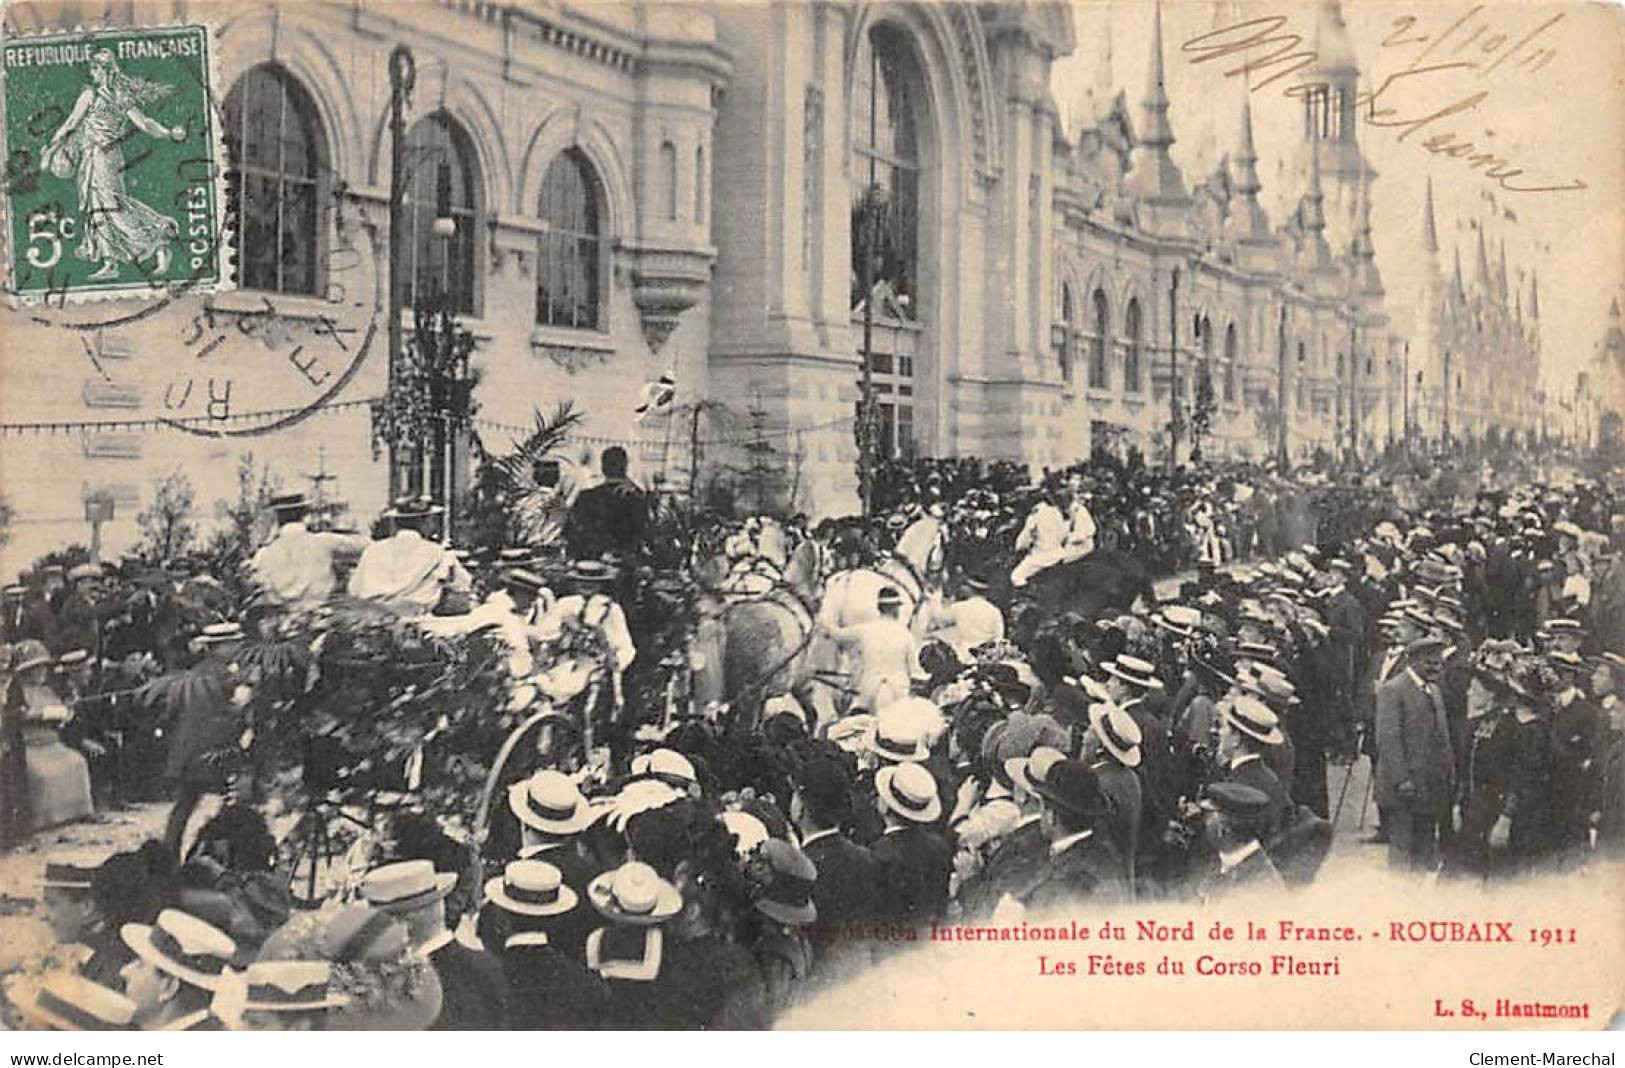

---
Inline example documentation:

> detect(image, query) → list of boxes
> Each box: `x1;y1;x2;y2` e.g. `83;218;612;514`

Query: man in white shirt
533;561;637;674
1059;491;1098;564
249;494;365;612
347;498;472;614
821;586;921;714
419;567;554;677
1010;491;1067;588
926;575;1005;662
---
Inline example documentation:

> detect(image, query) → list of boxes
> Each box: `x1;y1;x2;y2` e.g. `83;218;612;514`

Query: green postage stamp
1;23;225;302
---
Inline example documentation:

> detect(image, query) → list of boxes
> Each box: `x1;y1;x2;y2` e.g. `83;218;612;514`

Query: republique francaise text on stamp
2;23;226;303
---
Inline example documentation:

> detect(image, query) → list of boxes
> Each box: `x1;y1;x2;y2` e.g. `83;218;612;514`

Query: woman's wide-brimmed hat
508;769;597;835
12;639;53;674
240;960;350;1013
874;761;942;824
121;908;238;991
587;862;682;926
484;859;579;918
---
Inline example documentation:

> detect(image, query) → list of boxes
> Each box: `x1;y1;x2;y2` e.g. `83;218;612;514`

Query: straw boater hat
43;861;96;895
121;909;238;990
1101;655;1160;690
485;859;579;918
721;810;770;856
875;585;904;611
387;496;443;520
750;839;819;927
508;769;596;836
628;748;699;790
1226;696;1286;747
587;862;682;926
359;860;456;914
7;972;137;1031
67;563;102;583
874;761;942;823
870;715;929;763
268;492;310;519
240;960;350;1013
1087;702;1143;768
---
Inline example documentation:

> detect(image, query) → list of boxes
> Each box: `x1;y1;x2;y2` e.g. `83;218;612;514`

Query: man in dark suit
956;747;1062;919
1194;782;1285;900
504;770;602;962
791;748;880;983
1019;756;1129;910
565;446;648;562
869;762;953;929
1219;695;1292;841
360;856;508;1032
1374;636;1456;872
484;860;611;1029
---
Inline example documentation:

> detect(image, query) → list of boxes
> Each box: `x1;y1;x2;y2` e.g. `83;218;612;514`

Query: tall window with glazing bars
536;150;605;331
224;63;326;296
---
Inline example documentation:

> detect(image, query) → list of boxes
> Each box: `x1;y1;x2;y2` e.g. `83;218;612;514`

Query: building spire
1529;269;1540;319
1421;177;1438;255
1496;239;1509;301
1227;89;1270;239
1475;224;1491;292
1452;243;1466;302
1126;1;1187;202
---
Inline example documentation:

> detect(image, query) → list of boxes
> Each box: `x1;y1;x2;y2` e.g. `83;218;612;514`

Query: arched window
224;63;326;295
1057;286;1074;383
1090;288;1110;389
403;112;479;314
1223;322;1237;402
851;24;926;460
694;145;706;224
851;25;920;317
660;141;678;221
536;150;605;331
1124;298;1143;392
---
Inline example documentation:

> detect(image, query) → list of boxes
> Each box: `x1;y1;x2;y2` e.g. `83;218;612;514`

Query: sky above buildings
1051;0;1625;401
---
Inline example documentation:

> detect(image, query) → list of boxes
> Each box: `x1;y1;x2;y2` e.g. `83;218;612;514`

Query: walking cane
1356;753;1374;830
1332;748;1359;827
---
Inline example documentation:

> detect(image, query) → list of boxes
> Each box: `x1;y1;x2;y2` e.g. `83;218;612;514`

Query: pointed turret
1495;239;1509;302
1353;180;1383;297
1126;1;1187;204
1226;91;1270;239
1475;225;1492;294
1529;270;1540;320
1452;244;1466;303
1421;177;1439;255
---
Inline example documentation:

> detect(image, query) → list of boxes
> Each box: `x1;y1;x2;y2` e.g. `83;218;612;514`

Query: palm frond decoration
466;402;584;552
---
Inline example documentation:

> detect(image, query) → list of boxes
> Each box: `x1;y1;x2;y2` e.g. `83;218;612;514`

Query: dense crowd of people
1;445;1621;1031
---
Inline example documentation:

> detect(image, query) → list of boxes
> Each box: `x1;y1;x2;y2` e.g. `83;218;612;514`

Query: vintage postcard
0;0;1620;1036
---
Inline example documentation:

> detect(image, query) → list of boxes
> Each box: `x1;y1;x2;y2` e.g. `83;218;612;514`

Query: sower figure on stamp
42;50;185;282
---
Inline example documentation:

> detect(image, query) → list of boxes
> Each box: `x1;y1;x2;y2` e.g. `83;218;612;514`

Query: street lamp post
1346;309;1358;465
1276;301;1289;465
1167;266;1180;471
386;45;415;502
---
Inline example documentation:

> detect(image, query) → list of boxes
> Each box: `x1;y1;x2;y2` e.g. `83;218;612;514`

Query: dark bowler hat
1029;757;1109;818
1201;781;1272;823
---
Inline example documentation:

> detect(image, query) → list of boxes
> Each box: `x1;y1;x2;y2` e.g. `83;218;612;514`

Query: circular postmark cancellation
1;21;383;439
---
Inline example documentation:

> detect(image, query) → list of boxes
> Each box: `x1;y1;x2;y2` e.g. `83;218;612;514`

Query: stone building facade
1;0;1549;572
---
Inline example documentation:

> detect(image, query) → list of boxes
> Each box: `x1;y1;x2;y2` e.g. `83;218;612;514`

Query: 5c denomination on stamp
2;23;226;303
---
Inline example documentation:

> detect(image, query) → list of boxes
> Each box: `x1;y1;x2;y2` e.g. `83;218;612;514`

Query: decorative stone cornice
626;240;716;353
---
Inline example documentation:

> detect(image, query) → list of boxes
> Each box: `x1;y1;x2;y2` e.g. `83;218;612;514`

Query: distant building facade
0;0;1549;572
